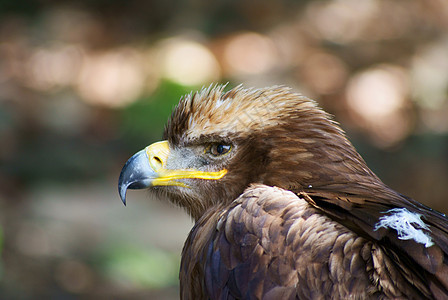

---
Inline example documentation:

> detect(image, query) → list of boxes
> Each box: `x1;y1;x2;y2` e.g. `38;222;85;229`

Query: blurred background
0;0;447;298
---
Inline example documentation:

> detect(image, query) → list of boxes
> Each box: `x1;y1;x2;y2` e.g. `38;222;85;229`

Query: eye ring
206;143;232;157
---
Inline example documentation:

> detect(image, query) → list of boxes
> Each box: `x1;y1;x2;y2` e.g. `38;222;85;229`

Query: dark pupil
216;144;224;154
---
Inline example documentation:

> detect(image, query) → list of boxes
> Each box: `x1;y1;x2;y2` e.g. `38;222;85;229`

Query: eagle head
119;85;377;220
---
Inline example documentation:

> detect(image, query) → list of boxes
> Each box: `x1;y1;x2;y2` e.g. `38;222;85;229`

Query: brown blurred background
0;0;447;299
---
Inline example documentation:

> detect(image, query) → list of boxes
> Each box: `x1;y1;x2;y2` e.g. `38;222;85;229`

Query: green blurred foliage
1;81;195;185
98;244;179;289
120;81;193;150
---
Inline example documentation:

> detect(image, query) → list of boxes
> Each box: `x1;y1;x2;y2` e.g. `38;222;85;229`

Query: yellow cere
145;140;228;188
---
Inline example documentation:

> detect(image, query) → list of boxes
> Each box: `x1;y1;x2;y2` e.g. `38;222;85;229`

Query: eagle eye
206;143;232;157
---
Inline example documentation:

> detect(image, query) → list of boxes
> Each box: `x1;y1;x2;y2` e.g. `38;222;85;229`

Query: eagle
118;85;448;299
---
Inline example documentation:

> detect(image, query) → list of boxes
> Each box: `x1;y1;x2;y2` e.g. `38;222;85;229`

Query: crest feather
164;84;323;144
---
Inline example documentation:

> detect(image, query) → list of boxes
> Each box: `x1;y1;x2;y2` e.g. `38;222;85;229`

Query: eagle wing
302;186;448;299
180;184;440;299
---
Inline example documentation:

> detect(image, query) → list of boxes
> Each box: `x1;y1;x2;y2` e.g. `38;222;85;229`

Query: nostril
148;154;164;171
153;156;162;165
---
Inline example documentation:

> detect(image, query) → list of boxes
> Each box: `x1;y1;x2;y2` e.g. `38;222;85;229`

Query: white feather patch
374;208;434;247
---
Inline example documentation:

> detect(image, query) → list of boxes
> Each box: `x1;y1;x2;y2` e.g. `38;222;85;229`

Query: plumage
118;85;448;299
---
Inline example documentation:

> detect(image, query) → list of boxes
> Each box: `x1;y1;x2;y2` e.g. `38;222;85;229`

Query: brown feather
146;85;448;299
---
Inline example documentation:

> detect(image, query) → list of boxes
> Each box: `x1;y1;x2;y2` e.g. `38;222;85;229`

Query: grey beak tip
118;149;154;206
118;167;127;206
118;183;127;206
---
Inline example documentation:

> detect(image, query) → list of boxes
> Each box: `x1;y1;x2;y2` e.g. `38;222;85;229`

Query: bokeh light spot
346;65;411;147
77;48;145;108
223;32;278;76
158;37;220;86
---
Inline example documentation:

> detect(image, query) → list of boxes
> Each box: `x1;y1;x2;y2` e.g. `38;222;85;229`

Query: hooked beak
118;140;227;206
118;150;150;206
118;141;168;205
